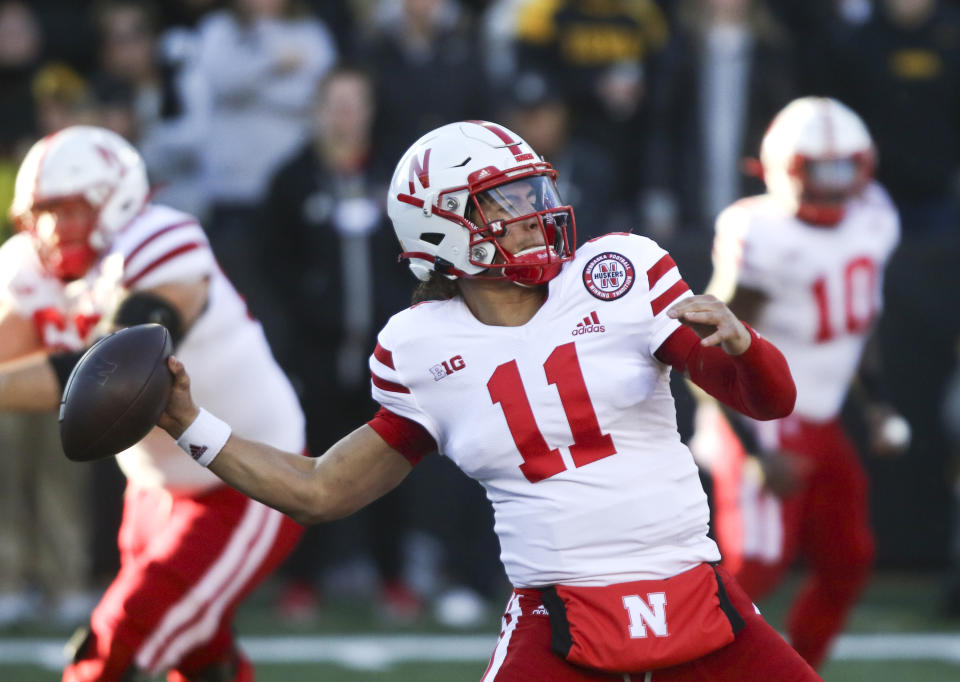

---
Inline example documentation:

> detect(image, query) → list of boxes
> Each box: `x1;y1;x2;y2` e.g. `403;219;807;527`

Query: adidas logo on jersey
572;311;605;336
531;604;549;616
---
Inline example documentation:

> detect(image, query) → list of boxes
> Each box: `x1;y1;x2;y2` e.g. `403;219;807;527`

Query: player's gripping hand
757;450;815;499
157;356;200;440
667;294;752;355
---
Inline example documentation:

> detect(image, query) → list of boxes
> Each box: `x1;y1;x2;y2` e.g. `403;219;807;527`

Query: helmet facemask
790;152;874;226
436;172;575;286
16;195;102;281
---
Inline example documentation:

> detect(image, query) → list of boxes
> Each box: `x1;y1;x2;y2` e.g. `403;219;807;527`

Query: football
59;323;173;462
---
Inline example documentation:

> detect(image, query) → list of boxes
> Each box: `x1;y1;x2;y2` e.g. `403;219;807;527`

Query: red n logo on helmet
408;148;431;193
95;144;120;168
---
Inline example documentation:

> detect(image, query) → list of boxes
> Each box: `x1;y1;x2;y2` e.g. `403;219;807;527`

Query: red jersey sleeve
655;324;796;420
367;406;437;466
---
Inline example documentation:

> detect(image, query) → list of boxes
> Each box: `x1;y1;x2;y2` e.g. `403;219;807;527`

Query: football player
158;120;820;679
691;96;907;668
0;126;305;681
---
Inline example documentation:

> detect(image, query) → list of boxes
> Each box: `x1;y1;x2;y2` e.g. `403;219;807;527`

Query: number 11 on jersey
487;342;617;483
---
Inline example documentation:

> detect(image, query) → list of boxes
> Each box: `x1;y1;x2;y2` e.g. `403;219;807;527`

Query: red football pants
707;411;875;668
63;483;302;681
482;566;820;681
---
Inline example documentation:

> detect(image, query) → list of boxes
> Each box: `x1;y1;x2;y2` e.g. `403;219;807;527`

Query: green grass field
2;571;958;681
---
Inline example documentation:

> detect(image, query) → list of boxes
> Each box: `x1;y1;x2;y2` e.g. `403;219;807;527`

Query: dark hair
411;271;459;304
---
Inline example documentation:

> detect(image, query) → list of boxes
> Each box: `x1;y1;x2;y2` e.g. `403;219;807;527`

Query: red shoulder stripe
124;220;199;266
650;280;691;316
123;242;202;288
371;371;410;394
374;343;395;369
646;253;677;288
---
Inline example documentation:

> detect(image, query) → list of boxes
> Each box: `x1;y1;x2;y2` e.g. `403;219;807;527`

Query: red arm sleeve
654;324;796;420
366;407;437;466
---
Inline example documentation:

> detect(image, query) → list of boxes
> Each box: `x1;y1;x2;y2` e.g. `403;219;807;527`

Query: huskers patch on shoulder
582;252;635;300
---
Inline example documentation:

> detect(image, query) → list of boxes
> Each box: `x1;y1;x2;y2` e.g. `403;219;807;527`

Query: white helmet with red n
11;125;149;280
386;120;576;286
760;97;875;226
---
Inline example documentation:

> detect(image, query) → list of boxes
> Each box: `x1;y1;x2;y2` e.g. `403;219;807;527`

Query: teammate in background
0;125;304;681
691;97;907;669
158;120;819;680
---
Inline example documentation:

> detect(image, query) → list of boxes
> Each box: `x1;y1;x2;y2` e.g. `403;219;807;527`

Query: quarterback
0;126;304;681
693;97;905;668
159;121;820;680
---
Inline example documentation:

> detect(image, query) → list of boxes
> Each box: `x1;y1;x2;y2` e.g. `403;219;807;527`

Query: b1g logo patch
583;252;635;300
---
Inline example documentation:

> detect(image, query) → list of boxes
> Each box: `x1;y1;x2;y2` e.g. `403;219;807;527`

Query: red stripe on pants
63;484;302;681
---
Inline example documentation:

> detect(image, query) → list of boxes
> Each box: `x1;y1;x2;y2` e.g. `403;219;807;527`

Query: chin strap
796;203;845;226
49;243;100;281
503;248;563;286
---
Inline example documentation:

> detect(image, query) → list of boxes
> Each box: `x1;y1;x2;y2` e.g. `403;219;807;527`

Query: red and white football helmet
387;120;576;286
760;97;875;226
11;125;149;280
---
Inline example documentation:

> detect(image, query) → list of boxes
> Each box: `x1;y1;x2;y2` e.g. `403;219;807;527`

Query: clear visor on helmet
475;175;563;219
804;158;857;192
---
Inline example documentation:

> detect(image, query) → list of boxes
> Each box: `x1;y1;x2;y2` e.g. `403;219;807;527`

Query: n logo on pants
622;593;668;638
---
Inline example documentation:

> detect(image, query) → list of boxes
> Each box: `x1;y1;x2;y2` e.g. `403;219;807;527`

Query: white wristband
176;408;232;467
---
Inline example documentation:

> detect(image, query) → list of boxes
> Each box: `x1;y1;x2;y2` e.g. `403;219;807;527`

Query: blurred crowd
2;0;960;630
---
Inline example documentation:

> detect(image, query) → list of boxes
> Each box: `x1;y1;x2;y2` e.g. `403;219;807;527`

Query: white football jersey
0;204;305;492
712;182;900;421
370;234;720;588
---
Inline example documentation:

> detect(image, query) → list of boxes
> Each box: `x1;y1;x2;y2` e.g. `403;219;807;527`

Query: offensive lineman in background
0;126;305;681
692;97;908;668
